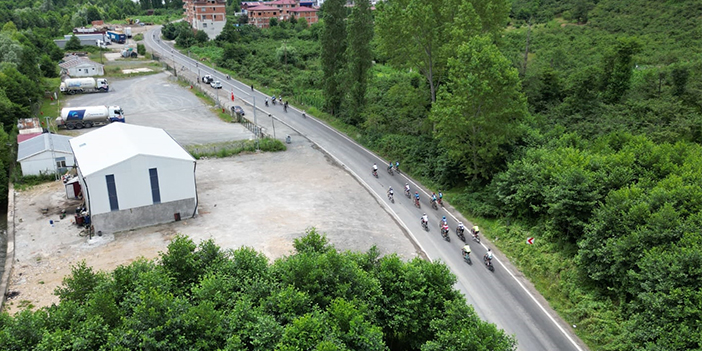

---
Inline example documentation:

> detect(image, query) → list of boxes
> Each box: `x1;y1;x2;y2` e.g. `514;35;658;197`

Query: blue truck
107;31;126;44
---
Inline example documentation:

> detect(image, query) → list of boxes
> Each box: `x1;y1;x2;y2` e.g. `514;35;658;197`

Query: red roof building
247;5;282;28
287;6;319;24
245;0;318;28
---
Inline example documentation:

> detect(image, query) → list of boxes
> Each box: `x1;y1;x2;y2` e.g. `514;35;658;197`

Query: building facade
59;57;105;77
247;5;282;28
246;0;319;28
288;6;319;24
184;0;228;39
18;133;75;176
69;123;198;234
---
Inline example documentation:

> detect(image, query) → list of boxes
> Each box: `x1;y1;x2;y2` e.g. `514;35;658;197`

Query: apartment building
184;0;228;39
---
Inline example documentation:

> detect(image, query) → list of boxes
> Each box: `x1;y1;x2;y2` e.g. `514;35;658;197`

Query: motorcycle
388;192;395;203
226;75;230;80
421;219;429;231
483;254;495;272
431;200;438;210
438;198;443;207
456;227;465;242
272;98;277;105
405;188;411;198
414;198;421;208
372;169;378;178
441;227;451;242
387;167;394;176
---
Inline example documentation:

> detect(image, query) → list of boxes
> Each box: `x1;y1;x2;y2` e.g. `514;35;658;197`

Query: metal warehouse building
69;123;198;234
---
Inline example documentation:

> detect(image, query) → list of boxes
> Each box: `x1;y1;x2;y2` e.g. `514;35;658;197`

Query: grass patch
17;300;34;310
12;172;56;190
185;138;286;159
133;33;144;41
103;63;163;78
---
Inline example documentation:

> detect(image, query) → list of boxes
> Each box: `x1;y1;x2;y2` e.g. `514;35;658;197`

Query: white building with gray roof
17;133;75;176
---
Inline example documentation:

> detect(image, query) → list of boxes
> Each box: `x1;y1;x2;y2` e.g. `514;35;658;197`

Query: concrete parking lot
59;72;254;145
5;140;418;314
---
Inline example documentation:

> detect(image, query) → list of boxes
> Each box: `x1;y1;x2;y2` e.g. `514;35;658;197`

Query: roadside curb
0;183;16;309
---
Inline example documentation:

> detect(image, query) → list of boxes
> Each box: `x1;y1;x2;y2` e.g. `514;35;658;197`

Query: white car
210;80;222;89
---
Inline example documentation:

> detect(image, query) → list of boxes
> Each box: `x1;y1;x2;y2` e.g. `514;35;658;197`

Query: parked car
231;105;245;116
210;80;222;89
202;75;213;84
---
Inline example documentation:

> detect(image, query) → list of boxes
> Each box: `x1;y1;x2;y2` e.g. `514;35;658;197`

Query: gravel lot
59;72;253;145
5;141;418;314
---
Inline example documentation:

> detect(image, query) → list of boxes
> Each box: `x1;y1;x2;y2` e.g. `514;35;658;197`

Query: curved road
144;28;587;351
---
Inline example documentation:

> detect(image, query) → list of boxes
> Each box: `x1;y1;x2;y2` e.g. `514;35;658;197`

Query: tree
430;36;528;180
375;0;509;102
39;55;57;77
600;37;642;104
194;30;209;44
344;0;373;126
319;0;347;115
64;35;81;50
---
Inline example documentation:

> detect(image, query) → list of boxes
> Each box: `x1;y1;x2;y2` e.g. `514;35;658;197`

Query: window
203;22;207;27
55;157;66;168
149;168;161;204
106;174;119;211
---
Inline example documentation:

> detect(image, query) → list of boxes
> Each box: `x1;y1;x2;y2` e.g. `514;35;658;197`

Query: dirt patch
5;141;418;314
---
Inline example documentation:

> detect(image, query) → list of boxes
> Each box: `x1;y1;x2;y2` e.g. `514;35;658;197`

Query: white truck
125;27;132;38
56;105;125;130
60;78;109;95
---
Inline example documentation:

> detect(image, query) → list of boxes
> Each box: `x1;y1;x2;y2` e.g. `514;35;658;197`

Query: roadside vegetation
0;231;515;350
164;0;702;349
186;138;286;159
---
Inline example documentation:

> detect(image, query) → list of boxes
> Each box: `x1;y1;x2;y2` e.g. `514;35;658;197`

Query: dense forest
1;0;701;349
0;231;516;350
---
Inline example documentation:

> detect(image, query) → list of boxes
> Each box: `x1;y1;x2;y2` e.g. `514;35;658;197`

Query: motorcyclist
372;163;378;176
441;216;447;227
414;192;420;205
387;186;394;198
404;183;410;194
387;162;393;171
395;161;400;171
302;110;307;118
265;97;269;106
438;190;444;204
431;192;438;204
472;225;480;238
421;213;428;226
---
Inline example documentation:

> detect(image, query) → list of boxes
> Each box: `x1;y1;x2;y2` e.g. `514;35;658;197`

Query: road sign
526;237;534;245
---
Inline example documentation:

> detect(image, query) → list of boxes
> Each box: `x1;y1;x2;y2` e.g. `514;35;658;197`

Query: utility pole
253;96;258;151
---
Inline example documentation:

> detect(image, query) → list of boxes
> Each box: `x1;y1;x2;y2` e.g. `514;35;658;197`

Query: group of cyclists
377;162;495;270
265;95;289;111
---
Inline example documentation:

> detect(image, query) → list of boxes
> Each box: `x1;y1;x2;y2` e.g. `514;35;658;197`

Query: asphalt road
145;28;588;351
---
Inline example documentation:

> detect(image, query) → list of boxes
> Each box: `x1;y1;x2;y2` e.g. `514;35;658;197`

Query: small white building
69;123;198;234
59;56;104;77
17;133;75;176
